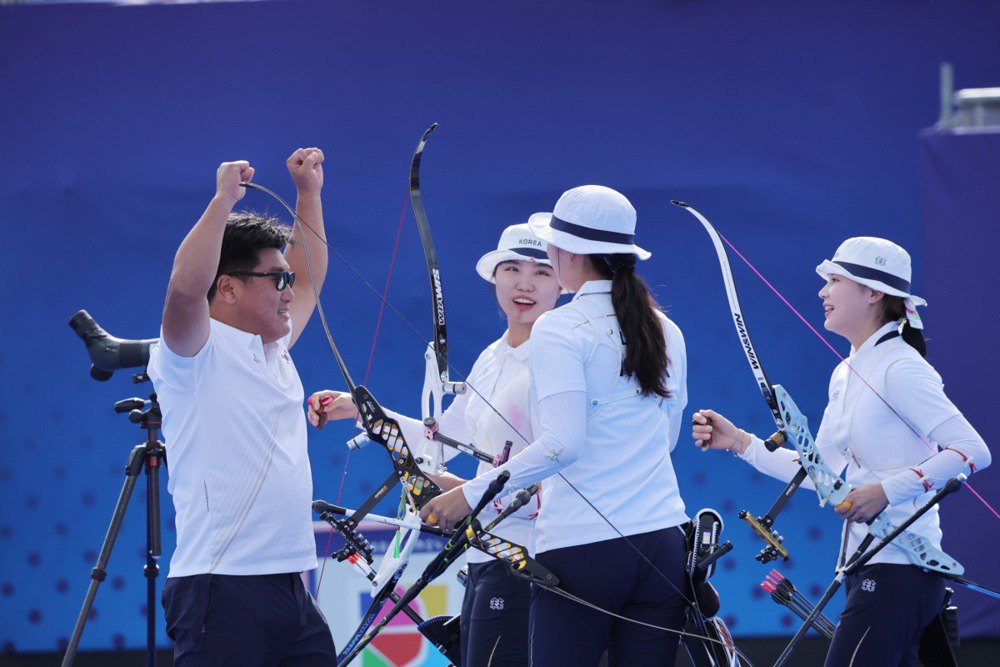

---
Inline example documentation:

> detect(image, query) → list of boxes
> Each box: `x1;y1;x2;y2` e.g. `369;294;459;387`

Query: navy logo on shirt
861;578;876;593
489;597;505;611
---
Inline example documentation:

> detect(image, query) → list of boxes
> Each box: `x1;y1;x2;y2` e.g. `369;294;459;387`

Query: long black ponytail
880;295;926;357
590;254;670;397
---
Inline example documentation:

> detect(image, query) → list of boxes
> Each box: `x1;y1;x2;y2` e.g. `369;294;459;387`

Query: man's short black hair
208;211;294;301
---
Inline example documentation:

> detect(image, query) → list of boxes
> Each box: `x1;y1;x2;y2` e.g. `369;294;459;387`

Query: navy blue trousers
529;527;689;666
824;564;945;667
460;559;532;666
162;573;336;666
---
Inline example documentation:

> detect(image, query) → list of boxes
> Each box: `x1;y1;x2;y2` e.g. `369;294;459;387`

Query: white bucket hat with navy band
475;223;554;282
527;185;651;260
816;236;927;330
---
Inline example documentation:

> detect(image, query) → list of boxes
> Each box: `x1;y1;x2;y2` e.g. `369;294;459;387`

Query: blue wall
1;0;999;653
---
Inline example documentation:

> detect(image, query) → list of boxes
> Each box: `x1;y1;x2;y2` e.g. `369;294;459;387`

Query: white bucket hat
527;185;651;260
475;223;553;282
816;236;926;330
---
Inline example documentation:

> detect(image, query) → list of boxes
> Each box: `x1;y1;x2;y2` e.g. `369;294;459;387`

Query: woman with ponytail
423;185;691;665
692;237;991;666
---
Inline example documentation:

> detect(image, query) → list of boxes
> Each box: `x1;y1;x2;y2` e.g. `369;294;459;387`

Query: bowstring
316;190;410;601
241;182;739;655
333;188;410;506
716;230;1000;523
363;190;412;386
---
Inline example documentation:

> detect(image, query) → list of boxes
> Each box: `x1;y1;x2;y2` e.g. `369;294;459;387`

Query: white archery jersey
741;321;991;566
387;332;539;564
462;280;690;553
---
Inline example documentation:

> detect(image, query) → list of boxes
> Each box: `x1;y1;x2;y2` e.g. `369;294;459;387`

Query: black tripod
62;382;166;667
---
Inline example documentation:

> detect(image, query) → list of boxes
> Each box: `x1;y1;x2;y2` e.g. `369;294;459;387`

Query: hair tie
610;254;637;275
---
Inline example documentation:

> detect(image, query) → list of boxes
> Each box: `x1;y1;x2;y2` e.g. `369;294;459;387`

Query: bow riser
775;384;964;575
352;385;442;508
773;385;850;507
420;345;448;474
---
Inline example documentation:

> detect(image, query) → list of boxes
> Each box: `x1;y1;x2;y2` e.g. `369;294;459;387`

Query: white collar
211;317;270;351
571;279;612;300
494;331;530;362
851;321;899;356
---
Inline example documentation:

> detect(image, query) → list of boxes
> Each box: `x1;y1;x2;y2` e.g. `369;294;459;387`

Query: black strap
511;247;548;260
550;215;634;245
833;260;910;293
875;330;901;347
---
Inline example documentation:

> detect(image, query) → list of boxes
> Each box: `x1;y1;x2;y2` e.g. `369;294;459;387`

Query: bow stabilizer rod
337;472;513;666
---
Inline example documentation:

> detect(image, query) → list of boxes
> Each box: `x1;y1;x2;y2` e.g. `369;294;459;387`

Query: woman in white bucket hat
422;185;692;665
307;222;561;665
693;236;990;666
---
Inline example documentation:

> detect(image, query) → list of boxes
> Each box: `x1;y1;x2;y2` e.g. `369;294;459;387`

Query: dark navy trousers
529;527;689;666
460;559;532;666
824;564;945;667
162;572;337;666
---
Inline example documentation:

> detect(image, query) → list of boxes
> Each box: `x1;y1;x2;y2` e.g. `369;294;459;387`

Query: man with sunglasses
147;148;336;665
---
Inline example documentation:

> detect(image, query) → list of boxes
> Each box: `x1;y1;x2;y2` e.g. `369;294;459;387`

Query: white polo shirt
147;319;316;577
462;280;689;553
388;333;539;564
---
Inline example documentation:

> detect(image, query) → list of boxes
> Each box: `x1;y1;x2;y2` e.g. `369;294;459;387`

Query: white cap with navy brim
527;185;651;260
816;236;927;329
476;223;553;282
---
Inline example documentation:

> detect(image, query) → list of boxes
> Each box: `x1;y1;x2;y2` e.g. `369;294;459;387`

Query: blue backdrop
1;0;999;654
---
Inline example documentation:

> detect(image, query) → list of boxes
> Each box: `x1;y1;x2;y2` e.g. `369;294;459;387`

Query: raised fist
216;161;254;207
287;147;324;194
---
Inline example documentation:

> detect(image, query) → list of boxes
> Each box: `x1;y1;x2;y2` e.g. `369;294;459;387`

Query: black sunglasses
228;270;296;291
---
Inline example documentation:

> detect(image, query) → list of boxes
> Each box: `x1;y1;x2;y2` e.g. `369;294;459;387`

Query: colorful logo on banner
359;584;451;666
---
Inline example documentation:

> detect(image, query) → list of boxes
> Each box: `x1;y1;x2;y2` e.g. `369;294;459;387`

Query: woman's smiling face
494;259;561;326
819;273;881;338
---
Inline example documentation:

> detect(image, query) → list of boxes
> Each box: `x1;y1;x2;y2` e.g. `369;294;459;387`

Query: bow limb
673;201;787;441
410;123;447;372
410;124;467;475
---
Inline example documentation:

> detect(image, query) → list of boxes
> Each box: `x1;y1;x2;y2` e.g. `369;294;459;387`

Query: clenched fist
287;147;324;194
216;161;254;207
